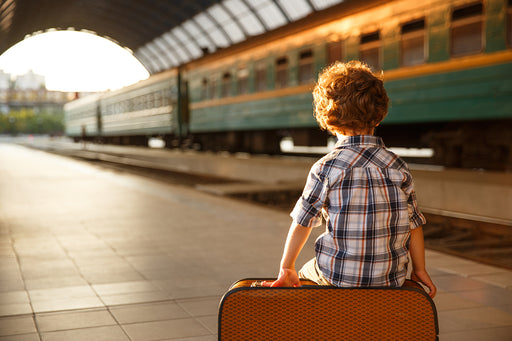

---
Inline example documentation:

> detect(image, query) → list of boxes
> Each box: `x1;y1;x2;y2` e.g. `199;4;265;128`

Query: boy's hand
411;270;437;298
261;268;301;287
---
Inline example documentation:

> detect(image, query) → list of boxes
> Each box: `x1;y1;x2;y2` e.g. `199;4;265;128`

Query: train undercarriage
75;118;512;172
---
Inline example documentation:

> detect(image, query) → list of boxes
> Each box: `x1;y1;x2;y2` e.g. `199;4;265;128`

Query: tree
0;108;64;135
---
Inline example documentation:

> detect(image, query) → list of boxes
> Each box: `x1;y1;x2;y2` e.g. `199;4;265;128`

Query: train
64;0;512;171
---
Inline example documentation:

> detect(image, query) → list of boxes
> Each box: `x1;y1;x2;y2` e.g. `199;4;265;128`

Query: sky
0;30;150;92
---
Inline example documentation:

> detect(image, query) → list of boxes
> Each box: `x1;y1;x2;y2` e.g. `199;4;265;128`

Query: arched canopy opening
1;0;360;75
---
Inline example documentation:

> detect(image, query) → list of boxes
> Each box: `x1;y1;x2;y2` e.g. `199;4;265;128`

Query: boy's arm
262;222;312;287
409;226;437;298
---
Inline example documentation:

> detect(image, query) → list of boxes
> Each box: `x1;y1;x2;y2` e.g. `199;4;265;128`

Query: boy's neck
336;129;374;139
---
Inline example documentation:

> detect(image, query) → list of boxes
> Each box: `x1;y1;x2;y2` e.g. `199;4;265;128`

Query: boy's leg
298;258;333;285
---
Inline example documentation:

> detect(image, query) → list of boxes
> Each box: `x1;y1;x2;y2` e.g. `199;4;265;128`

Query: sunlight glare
0;30;149;92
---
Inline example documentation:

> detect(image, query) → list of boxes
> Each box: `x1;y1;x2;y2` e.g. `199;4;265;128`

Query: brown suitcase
218;278;438;340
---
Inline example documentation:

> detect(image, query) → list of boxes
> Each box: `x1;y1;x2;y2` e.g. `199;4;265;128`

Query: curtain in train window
154;91;162;107
237;67;249;95
256;61;267;92
275;57;288;89
201;78;208;100
221;73;232;97
359;31;381;71
298;50;314;84
327;40;343;65
400;19;425;66
209;77;217;99
451;2;483;56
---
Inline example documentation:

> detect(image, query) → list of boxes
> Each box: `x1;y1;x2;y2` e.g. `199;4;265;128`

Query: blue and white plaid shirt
291;135;426;287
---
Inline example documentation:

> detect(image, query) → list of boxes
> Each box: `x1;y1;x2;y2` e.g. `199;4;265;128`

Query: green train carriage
184;0;512;169
99;69;180;146
64;0;512;170
64;93;101;141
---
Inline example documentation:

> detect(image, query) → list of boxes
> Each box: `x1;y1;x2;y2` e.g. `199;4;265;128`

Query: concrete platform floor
0;143;511;340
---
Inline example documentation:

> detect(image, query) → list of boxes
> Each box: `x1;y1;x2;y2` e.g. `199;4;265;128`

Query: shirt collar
335;135;385;149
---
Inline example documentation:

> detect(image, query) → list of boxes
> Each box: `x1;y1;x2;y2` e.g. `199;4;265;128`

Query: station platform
1;142;511;340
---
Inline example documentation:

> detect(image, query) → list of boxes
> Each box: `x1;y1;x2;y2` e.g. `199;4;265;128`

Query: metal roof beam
204;8;234;46
271;0;292;23
219;2;250;38
182;19;217;55
239;0;271;31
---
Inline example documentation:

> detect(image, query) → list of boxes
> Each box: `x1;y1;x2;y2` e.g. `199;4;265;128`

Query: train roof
1;0;393;75
63;93;102;110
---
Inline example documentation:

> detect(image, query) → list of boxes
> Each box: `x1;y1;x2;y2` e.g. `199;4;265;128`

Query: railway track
422;213;512;269
230;189;512;270
18;140;512;270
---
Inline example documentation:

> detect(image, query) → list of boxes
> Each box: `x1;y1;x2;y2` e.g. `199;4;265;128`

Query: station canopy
0;0;346;74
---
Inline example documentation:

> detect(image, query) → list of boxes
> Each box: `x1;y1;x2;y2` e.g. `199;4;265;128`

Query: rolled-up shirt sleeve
407;189;426;229
401;170;427;230
290;162;329;228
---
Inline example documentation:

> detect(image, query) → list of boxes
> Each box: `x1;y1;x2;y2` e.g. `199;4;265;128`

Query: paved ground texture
1;143;511;340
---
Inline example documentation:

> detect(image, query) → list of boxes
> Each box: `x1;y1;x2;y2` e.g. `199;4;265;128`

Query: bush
0;108;64;135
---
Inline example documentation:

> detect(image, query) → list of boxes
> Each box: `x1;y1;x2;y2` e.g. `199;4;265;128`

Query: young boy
263;61;436;298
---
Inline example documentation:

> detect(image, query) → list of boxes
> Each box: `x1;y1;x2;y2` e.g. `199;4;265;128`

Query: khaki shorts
298;258;333;286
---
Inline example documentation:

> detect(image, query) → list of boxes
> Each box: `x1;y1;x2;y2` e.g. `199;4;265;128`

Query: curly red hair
313;61;389;134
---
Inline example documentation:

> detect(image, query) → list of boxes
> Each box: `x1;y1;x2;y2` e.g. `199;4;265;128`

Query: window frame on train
255;60;267;92
359;30;381;71
275;56;289;89
154;90;162;107
298;49;315;85
221;72;232;98
450;2;484;57
237;66;249;95
400;18;426;67
327;39;343;65
201;78;208;100
209;76;217;100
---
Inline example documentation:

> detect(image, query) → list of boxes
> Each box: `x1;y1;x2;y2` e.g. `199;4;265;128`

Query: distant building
0;70;10;90
0;70;11;113
0;69;75;115
14;69;46;90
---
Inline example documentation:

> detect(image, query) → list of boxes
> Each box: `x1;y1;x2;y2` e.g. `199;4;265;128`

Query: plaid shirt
291;135;426;287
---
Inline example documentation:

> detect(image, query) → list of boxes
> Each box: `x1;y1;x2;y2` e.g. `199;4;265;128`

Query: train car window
165;89;172;103
201;79;208;100
298;49;314;84
276;57;288;89
400;19;425;66
507;0;512;47
157;91;164;106
327;40;343;65
133;97;140;111
221;73;232;97
209;77;217;100
237;67;249;95
256;62;267;92
359;31;381;71
451;2;483;56
147;94;154;109
154;91;161;107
